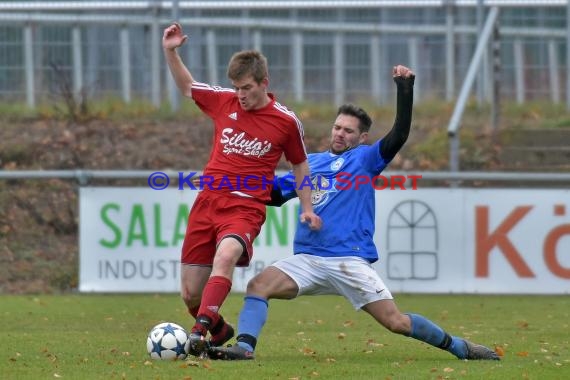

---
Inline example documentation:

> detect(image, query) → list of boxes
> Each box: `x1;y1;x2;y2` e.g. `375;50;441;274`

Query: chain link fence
0;1;568;107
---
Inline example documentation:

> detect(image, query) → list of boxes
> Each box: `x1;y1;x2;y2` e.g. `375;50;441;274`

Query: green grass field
1;294;568;379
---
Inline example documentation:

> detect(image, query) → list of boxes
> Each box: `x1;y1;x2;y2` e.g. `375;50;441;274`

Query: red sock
195;276;232;332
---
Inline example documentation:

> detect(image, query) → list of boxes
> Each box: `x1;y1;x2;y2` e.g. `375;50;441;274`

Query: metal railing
0;1;567;11
0;1;568;108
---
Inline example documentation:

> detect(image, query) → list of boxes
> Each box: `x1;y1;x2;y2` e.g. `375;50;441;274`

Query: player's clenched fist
392;65;414;79
162;22;188;51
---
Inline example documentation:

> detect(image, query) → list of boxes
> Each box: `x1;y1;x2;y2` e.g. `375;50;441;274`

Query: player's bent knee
381;314;410;335
245;271;282;297
245;275;266;294
246;271;299;300
391;316;411;335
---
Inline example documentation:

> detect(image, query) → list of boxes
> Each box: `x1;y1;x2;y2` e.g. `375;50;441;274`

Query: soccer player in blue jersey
209;65;499;361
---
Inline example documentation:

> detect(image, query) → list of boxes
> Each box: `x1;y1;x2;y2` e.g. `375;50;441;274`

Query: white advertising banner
373;189;570;294
79;187;298;292
80;188;570;294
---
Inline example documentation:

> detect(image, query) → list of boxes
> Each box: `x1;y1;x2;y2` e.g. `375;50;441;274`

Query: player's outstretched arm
162;22;194;98
379;65;415;161
292;161;322;230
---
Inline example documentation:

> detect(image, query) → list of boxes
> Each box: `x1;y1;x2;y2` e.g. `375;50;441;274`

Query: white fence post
72;26;83;101
445;1;455;101
206;30;218;85
370;34;381;104
333;32;345;106
24;24;35;108
513;39;525;104
120;26;131;104
548;39;560;104
292;30;304;103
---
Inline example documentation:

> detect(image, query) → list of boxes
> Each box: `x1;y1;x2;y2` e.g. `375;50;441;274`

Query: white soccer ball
146;322;190;360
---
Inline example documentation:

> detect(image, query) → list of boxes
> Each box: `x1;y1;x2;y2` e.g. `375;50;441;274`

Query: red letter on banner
475;206;535;278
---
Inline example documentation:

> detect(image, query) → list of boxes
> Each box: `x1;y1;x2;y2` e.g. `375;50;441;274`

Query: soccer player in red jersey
162;22;322;357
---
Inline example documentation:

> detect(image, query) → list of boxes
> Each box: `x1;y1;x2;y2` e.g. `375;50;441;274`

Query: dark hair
337;104;372;133
227;50;268;83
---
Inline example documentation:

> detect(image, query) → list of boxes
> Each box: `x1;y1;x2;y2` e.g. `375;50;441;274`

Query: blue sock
406;313;467;359
236;296;268;352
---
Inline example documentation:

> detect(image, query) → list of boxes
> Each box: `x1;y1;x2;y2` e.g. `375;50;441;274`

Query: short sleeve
191;82;235;119
282;119;307;165
360;140;389;174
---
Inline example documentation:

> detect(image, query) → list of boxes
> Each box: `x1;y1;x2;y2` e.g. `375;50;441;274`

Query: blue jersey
277;140;389;263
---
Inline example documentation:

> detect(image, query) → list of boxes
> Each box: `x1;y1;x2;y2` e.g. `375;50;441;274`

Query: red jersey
191;82;307;202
